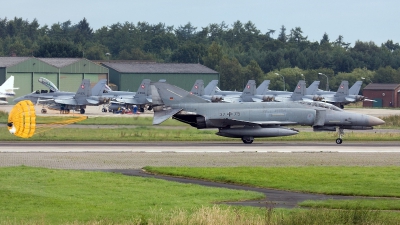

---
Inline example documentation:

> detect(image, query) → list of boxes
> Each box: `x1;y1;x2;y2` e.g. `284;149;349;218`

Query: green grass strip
0;166;263;224
145;166;400;210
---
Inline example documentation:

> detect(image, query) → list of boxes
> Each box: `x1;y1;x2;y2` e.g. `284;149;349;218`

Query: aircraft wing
208;118;298;127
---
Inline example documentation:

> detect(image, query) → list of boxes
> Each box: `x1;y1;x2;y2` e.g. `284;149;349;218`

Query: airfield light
275;73;285;91
318;73;329;91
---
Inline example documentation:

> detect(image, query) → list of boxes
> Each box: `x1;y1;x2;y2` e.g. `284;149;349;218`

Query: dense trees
1;17;400;91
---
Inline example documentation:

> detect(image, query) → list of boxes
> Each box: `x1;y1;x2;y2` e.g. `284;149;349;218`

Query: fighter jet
192;80;261;103
315;80;374;108
151;81;384;144
14;79;108;114
209;80;271;102
0;76;18;104
255;80;322;102
100;79;152;112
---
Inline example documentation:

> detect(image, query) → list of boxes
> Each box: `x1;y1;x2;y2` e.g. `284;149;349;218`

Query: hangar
0;57;108;103
362;83;400;108
101;62;219;91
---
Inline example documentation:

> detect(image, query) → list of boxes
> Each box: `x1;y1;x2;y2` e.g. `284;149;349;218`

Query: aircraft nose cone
13;96;23;103
368;116;385;126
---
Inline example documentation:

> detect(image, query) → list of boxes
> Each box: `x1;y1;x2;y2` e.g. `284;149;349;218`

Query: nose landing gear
336;128;344;144
241;136;254;144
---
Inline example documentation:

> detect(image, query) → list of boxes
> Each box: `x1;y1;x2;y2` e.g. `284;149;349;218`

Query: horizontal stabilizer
345;97;356;102
86;99;99;104
301;98;314;102
153;108;182;125
54;99;77;105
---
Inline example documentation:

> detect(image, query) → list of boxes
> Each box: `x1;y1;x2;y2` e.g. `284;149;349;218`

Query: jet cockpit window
300;101;341;111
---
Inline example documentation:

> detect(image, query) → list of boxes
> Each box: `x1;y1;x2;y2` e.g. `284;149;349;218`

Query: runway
1;141;399;153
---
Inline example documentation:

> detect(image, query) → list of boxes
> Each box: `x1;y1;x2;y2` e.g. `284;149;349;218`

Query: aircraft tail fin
151;81;208;107
240;80;256;101
256;80;270;95
306;81;320;95
204;80;218;95
291;80;306;101
91;79;108;96
75;79;91;99
135;79;151;97
0;76;18;95
349;81;362;95
190;80;204;96
335;80;349;97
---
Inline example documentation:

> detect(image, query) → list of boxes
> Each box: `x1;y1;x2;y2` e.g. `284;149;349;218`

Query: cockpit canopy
299;101;342;111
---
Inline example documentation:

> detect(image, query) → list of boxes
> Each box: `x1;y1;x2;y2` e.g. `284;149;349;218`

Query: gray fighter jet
191;80;266;103
315;80;374;108
151;81;384;144
14;79;108;114
101;79;152;113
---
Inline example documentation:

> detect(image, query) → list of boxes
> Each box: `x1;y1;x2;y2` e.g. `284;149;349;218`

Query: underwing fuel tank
216;126;298;138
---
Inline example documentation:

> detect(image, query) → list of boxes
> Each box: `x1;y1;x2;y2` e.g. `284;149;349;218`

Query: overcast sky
5;0;399;46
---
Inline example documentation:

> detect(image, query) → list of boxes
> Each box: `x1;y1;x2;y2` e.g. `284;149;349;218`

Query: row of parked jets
1;76;371;113
1;76;383;144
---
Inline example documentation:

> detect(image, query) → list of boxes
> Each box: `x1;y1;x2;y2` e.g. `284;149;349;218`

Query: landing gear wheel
66;109;70;114
102;108;107;113
336;128;344;144
242;136;254;144
80;108;85;114
41;108;47;114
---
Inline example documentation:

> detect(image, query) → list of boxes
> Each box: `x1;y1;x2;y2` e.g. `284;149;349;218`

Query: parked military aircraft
190;80;258;103
315;80;373;108
100;79;152;112
207;80;271;102
151;81;384;144
0;76;18;104
14;79;108;114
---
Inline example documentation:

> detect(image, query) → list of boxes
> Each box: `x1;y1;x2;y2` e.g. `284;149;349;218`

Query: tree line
1;17;400;91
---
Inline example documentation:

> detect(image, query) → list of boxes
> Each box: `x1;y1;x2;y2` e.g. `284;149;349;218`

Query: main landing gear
241;136;254;144
336;128;344;144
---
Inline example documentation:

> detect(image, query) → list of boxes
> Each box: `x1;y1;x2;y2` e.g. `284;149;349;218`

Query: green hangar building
0;57;108;103
101;62;219;91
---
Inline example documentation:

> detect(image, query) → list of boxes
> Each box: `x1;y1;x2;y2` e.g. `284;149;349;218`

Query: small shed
362;83;400;108
101;62;219;91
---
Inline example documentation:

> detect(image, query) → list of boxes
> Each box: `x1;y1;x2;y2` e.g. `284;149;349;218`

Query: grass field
0;166;264;224
1;166;400;224
145;166;400;211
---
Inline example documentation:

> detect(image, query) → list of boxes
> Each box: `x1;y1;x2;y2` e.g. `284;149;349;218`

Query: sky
5;0;400;46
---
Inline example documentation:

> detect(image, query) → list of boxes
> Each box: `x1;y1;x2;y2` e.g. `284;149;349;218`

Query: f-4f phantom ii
151;81;384;144
14;79;109;114
0;76;18;104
